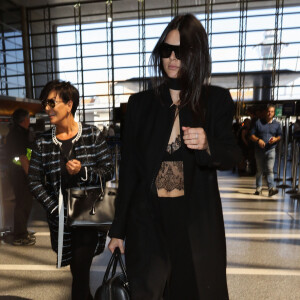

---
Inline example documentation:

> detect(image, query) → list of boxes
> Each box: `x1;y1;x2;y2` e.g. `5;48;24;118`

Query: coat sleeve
28;138;58;214
108;95;138;240
195;89;242;170
79;127;114;186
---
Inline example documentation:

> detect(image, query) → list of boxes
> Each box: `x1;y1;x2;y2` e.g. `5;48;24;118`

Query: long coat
109;85;242;300
28;124;114;267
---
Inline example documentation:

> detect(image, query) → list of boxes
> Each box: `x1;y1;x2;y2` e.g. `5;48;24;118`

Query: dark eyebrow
46;97;56;101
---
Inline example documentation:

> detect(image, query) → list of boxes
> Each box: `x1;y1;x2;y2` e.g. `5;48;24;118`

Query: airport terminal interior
0;0;300;299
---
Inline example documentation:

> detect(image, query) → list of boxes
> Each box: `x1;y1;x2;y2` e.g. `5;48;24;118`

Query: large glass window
0;25;25;98
27;2;300;126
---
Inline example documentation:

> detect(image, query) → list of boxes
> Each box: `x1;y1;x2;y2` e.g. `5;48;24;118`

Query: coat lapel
48;141;61;197
179;106;195;203
179;104;206;203
148;87;176;192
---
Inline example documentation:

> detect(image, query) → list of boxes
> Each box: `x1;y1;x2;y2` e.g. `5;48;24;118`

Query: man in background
6;108;35;246
250;104;282;197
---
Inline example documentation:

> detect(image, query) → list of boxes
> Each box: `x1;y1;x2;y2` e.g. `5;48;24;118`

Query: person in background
5;108;35;246
250;104;282;196
232;117;241;138
108;124;115;137
102;125;108;137
108;14;241;300
237;118;253;174
28;80;113;300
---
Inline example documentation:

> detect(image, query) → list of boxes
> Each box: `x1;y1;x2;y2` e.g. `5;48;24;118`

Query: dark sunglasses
160;43;181;60
41;98;64;109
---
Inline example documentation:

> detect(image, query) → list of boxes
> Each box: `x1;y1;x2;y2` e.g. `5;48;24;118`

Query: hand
258;139;266;148
182;126;208;150
108;238;125;254
66;159;81;175
19;155;29;174
269;137;276;145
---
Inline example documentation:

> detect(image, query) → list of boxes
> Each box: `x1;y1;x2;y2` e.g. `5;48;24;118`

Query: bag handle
90;126;105;198
102;247;128;283
80;126;105;196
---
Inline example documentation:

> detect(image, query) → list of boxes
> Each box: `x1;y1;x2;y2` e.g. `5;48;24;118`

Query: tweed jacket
28;123;114;267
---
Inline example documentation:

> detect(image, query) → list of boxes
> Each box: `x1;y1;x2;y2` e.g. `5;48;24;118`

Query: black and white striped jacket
28;123;114;267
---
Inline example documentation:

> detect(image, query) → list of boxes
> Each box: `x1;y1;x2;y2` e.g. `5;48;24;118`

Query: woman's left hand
182;126;208;150
66;159;81;175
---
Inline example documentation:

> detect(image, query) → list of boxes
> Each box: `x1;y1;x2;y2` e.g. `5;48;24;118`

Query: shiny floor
0;171;299;300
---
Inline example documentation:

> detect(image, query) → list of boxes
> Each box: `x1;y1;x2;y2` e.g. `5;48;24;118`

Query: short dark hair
39;80;79;116
12;108;29;125
150;14;210;120
267;104;276;110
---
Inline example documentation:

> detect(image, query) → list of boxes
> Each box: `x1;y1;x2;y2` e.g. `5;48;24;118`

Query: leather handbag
62;125;116;229
94;247;130;300
66;175;116;229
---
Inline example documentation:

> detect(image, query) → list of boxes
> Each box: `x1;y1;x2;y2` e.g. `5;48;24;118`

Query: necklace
52;122;82;146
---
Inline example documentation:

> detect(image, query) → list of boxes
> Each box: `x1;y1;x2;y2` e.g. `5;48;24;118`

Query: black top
162;145;183;161
156;107;184;192
156;146;184;192
57;135;78;191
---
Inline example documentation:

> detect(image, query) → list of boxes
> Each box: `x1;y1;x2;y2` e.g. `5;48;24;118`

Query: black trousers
70;227;98;300
8;167;33;239
157;196;199;300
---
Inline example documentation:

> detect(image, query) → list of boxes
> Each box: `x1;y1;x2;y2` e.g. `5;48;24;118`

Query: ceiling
8;0;300;11
4;0;299;26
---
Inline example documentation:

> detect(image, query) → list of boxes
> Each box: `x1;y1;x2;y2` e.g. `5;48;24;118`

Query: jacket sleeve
108;95;138;240
195;89;242;170
79;127;114;185
28;139;58;214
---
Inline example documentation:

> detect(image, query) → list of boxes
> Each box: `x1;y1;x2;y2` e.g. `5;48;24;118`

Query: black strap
103;247;128;283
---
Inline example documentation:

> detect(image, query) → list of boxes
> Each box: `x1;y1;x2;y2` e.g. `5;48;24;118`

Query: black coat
109;85;242;300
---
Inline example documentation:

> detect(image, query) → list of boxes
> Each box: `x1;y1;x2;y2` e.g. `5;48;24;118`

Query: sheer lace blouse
155;108;184;197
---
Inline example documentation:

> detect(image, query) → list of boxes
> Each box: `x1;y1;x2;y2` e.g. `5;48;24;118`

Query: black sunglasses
160;43;181;60
41;98;64;109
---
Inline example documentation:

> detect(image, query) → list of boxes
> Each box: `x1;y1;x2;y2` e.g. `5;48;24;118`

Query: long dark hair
150;14;211;120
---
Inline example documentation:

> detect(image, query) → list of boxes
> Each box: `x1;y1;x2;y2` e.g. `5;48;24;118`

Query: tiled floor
0;171;299;299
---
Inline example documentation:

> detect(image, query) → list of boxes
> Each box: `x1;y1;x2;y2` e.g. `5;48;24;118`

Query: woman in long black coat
109;14;241;300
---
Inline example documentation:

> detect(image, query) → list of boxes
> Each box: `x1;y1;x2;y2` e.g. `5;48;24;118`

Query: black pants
157;196;199;300
70;227;98;300
9;167;33;239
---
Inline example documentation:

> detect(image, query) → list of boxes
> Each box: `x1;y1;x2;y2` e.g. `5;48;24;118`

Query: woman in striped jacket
28;80;113;300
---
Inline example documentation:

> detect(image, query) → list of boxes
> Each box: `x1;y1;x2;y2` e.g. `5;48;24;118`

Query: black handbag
94;247;130;300
64;126;116;229
66;182;116;229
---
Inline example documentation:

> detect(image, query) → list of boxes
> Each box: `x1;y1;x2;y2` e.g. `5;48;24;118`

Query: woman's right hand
108;238;125;254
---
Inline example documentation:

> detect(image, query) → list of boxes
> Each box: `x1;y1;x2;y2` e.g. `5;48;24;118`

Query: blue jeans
255;147;276;190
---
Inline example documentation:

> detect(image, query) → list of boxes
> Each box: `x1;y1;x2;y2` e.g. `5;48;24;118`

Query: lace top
156;107;184;197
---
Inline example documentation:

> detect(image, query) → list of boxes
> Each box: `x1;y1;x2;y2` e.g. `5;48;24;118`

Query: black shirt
57;135;78;191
